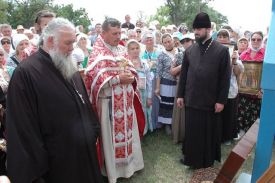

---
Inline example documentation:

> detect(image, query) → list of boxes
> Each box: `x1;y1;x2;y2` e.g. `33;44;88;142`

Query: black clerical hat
192;12;211;29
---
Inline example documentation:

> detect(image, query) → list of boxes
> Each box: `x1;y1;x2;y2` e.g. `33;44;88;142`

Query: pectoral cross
72;79;85;104
75;89;85;104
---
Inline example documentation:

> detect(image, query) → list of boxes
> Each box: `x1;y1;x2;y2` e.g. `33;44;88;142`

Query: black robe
6;48;103;183
177;38;231;168
177;38;231;110
0;87;7;176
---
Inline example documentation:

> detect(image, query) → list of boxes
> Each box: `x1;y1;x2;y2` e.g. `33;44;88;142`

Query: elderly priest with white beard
6;18;103;183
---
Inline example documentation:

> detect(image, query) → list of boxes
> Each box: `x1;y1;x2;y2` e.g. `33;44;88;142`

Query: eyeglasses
251;38;262;42
1;40;11;45
136;30;141;33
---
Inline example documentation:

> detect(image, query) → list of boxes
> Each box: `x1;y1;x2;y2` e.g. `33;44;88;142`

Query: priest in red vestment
85;18;145;183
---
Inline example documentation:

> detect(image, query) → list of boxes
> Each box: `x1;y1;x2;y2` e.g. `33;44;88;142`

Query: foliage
204;6;228;29
148;6;171;27
0;0;9;23
2;0;91;32
6;0;53;29
150;0;228;30
52;4;90;32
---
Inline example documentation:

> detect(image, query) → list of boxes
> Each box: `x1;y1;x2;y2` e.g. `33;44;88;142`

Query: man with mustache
177;12;231;169
6;18;103;183
85;18;145;183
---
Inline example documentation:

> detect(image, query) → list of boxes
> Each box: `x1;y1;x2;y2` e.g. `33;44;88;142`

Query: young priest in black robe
6;18;103;183
177;12;231;169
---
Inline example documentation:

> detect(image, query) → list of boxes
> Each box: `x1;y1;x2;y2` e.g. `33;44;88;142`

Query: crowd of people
0;9;268;183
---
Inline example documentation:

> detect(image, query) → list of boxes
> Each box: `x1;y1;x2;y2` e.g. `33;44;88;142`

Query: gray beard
49;49;78;81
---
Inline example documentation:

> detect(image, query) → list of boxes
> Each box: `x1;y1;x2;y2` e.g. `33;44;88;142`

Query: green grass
118;129;275;183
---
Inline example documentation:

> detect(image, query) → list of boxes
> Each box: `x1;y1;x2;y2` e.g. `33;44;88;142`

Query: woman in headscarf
0;48;12;82
0;37;14;61
240;31;265;61
7;34;30;69
237;31;265;137
237;37;249;56
155;33;177;135
216;29;244;144
170;33;194;144
0;47;12;176
140;31;161;130
127;39;152;134
72;33;92;68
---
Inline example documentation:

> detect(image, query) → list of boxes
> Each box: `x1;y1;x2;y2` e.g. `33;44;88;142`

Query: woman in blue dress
140;32;161;130
127;39;153;134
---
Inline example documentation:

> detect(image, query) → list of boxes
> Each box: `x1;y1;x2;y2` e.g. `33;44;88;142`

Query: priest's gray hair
43;18;77;81
42;17;75;45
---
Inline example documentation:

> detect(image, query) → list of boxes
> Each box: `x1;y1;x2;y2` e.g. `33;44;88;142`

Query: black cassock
6;48;103;183
177;39;231;169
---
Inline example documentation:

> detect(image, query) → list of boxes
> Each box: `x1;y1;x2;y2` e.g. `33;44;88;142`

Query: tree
3;0;91;31
149;6;171;27
0;0;9;23
52;4;90;32
150;0;228;29
6;0;53;29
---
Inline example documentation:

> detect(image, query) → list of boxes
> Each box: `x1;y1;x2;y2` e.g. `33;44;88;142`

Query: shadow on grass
119;129;193;183
118;129;275;183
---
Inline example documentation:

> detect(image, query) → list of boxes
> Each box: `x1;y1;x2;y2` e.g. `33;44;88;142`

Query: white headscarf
76;33;88;43
12;34;29;49
74;33;90;49
72;48;85;64
0;37;14;59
